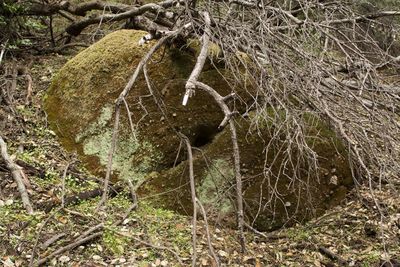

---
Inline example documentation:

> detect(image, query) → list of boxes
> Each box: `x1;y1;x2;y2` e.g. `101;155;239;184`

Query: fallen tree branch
0;136;33;214
40;43;89;54
196;198;220;266
29;208;62;267
10;0;129;17
41;185;123;212
116;231;184;265
40;233;66;250
65;2;171;36
192;81;245;252
37;231;102;266
182;136;198;267
318;246;348;266
37;202;137;266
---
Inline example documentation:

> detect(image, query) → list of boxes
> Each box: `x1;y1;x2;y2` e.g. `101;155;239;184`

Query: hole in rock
192;124;219;147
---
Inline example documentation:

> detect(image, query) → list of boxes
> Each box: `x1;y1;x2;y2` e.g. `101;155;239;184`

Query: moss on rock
141;115;353;231
44;30;352;231
44;29;246;185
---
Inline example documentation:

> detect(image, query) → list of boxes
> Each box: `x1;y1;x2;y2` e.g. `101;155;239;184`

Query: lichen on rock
44;29;353;231
44;29;240;186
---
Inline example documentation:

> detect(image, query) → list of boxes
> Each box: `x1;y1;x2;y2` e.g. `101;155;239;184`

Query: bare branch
0;136;33;214
192;81;246;252
182;136;198;267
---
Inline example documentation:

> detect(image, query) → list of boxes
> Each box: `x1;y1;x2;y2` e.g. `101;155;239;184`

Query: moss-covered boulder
44;30;247;185
140;115;353;231
45;29;352;230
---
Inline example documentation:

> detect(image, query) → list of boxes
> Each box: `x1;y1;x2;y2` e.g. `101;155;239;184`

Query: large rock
140;115;353;231
44;30;245;184
45;30;352;230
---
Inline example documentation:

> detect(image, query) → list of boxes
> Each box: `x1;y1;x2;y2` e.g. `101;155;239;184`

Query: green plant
103;228;128;255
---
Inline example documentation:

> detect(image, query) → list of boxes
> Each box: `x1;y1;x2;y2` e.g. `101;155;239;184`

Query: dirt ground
0;52;399;267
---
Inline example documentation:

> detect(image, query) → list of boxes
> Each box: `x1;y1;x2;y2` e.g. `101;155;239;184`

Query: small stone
330;175;338;185
119;258;126;263
2;258;14;267
0;200;5;207
155;258;161;266
59;256;70;263
97;244;103;252
284;201;291;207
160;260;168;266
172;113;177;117
92;255;102;261
5;199;13;206
218;250;228;257
141;253;149;259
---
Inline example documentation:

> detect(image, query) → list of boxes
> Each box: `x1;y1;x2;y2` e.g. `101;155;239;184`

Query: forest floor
0;52;399;267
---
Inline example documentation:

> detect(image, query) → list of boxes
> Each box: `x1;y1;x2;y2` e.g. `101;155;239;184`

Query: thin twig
183;136;198;267
37;232;103;266
193;81;246;252
196;198;220;266
29;208;62;267
61;163;70;208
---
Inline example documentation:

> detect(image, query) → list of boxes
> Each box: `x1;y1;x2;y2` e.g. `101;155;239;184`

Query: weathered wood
40;185;123;212
0;136;33;214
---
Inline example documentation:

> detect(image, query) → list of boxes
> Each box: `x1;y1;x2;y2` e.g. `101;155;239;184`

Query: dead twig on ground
318;246;348;266
196;198;220;266
29;208;62;267
61;163;70;208
0;136;33;213
41;185;123;212
37;231;103;266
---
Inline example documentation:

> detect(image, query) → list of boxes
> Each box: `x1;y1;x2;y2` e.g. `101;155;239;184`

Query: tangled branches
4;0;400;260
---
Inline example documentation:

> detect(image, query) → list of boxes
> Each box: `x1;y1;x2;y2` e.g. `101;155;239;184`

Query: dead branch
183;12;211;106
37;231;102;266
29;208;62;267
36;202;137;266
192;81;246;252
40;233;66;250
0;41;6;65
196;198;220;266
11;1;129;17
11;159;45;178
24;73;33;105
182;137;198;267
41;185;122;212
61;163;70;208
318;246;348;266
0;136;33;214
65;3;166;36
116;231;184;265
